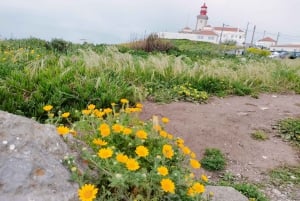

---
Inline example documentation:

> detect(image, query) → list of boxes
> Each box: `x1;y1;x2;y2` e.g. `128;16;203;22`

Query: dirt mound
141;94;300;182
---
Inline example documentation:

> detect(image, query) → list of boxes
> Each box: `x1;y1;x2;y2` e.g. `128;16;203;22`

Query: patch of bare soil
140;94;300;201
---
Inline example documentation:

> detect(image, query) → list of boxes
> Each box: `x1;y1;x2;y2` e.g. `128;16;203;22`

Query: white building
255;37;277;49
270;44;300;52
158;2;245;46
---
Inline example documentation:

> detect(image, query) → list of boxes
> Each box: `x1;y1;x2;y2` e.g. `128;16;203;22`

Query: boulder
0;111;78;201
204;185;249;201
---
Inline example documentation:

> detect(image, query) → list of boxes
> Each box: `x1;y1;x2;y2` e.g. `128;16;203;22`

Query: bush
201;148;226;171
45;100;208;201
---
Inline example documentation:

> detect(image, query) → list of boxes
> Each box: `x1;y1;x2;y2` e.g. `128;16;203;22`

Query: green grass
269;166;300;186
251;130;269;141
200;148;226;171
1;38;300;121
276;118;300;146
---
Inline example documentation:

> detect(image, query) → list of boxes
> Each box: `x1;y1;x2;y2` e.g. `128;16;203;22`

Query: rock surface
0;111;78;201
205;186;249;201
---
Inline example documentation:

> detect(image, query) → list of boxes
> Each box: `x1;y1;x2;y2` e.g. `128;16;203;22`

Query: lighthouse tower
195;3;208;31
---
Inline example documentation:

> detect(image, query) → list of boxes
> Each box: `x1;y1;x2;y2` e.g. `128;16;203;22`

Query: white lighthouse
195;3;208;31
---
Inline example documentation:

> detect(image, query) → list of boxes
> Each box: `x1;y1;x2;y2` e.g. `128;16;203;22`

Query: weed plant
44;100;208;201
200;148;226;171
277;118;300;146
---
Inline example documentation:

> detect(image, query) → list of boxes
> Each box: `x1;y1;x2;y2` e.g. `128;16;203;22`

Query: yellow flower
93;138;108;146
167;134;173;140
190;152;196;159
103;108;112;114
43;105;53;112
78;184;98;201
161;117;169;124
157;166;169;176
116;153;128;163
61;112;70;118
176;138;185;146
201;174;208;182
99;123;111;137
98;148;113;159
135;103;143;109
82;109;91;115
159;130;168;138
192;182;205;194
162;144;174;159
153;125;162;131
111;102;116;107
181;146;191;155
190;159;201;169
122;127;132;135
112;124;124;133
160;178;175;193
56;126;70;135
93;109;105;118
87;104;96;110
135;145;149;157
136;130;148;139
126;158;140;171
120;98;129;104
187;187;195;197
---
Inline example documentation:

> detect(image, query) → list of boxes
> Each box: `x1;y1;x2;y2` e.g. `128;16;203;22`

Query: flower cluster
44;99;207;200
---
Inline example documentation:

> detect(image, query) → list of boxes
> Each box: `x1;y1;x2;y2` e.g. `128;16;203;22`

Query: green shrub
233;183;269;201
46;100;207;200
276;118;300;146
201;148;226;171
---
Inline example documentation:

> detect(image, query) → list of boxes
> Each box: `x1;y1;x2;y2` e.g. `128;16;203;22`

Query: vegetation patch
269;166;300;186
251;130;269;141
201;148;226;171
45;100;208;201
276;118;300;146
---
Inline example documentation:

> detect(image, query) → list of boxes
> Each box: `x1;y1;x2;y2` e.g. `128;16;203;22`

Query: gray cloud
0;0;299;44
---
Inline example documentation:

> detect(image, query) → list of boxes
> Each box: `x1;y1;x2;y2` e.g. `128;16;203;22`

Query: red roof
194;30;218;36
258;37;276;42
214;27;243;32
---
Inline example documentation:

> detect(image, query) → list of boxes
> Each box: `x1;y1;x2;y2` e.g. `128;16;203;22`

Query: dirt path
140;94;300;201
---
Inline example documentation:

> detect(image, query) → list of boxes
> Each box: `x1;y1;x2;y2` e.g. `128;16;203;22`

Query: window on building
197;36;204;39
208;36;214;40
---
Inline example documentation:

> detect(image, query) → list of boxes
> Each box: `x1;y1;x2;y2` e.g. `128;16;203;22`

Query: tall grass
1;39;299;120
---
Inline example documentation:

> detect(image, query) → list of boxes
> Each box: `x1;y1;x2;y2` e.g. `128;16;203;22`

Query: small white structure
213;27;245;45
256;37;277;48
158;2;245;46
270;44;300;52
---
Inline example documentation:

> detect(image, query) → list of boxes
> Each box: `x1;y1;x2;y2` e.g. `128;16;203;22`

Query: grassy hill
0;37;299;120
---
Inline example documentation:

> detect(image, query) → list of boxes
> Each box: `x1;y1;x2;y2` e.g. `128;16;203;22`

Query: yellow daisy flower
135;145;149;157
160;178;175;193
157;166;169;176
56;126;70;135
126;158;140;171
43;105;53;112
98;148;113;159
78;184;98;201
190;159;201;169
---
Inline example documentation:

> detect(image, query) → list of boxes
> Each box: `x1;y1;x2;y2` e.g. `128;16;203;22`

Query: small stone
9;144;15;150
2;140;8;145
262;155;267;159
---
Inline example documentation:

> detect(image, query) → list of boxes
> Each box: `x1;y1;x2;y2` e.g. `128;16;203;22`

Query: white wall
158;32;218;44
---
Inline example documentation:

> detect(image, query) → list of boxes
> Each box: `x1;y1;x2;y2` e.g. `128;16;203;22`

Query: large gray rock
205;186;249;201
0;111;78;201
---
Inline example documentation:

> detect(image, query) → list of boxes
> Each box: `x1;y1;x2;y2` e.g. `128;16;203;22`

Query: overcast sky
1;0;299;44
